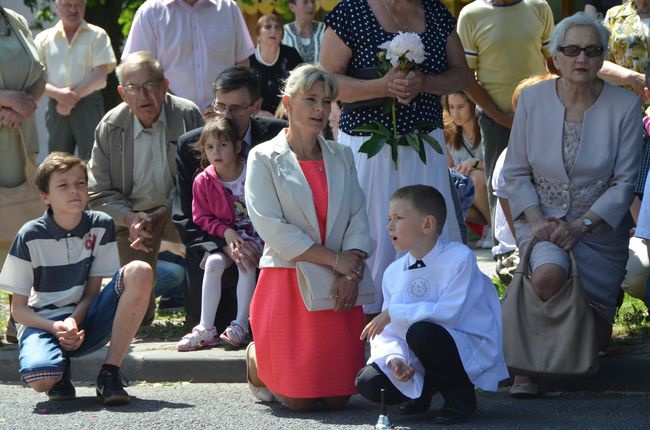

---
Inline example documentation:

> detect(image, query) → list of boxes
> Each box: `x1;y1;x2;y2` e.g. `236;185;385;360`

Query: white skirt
338;129;462;313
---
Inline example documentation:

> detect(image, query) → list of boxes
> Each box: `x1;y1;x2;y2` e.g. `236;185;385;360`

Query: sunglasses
557;45;604;58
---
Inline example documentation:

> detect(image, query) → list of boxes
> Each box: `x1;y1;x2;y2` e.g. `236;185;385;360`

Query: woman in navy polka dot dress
321;0;470;316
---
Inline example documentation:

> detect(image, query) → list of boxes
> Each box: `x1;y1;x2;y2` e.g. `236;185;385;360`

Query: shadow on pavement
33;396;193;414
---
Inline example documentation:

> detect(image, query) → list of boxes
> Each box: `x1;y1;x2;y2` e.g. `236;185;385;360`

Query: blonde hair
192;117;241;170
282;63;339;100
256;14;284;41
116;51;164;85
511;73;559;110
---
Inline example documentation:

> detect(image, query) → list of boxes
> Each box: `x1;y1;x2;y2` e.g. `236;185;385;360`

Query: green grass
134;307;187;343
0;291;8;341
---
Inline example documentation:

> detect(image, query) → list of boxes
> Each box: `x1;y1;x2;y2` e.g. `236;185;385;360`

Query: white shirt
491;148;517;256
368;239;508;398
122;0;254;109
130;109;174;211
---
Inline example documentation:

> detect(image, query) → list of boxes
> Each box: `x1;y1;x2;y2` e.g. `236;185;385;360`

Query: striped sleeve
0;232;34;297
88;215;120;278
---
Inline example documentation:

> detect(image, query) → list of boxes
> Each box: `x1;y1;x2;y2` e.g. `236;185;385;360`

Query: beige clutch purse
295;261;375;311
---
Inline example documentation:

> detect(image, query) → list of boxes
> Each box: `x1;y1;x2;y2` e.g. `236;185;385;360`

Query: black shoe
398;391;435;415
434;393;477;425
47;360;75;401
96;368;130;406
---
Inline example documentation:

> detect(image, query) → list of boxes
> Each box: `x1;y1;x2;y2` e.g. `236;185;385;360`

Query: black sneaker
47;360;75;401
96;368;130;406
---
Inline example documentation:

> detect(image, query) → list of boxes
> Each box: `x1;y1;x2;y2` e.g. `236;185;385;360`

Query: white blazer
245;130;374;268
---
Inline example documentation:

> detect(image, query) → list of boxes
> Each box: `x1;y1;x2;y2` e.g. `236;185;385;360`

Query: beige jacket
87;93;204;226
245;130;374;268
504;79;642;229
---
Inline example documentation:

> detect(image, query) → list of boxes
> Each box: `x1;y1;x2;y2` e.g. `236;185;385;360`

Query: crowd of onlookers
3;0;650;423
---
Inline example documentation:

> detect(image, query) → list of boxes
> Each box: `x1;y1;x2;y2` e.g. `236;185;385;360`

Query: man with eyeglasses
87;52;204;325
34;0;116;160
173;66;286;331
456;0;555;247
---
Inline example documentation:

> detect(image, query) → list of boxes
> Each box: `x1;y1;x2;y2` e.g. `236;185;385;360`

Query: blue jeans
18;270;123;383
155;251;187;300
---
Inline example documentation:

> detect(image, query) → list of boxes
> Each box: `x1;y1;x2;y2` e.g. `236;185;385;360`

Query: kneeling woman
244;64;374;411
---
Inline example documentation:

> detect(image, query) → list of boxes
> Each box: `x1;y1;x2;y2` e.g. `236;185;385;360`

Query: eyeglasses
121;79;163;94
211;100;255;115
557;45;604;58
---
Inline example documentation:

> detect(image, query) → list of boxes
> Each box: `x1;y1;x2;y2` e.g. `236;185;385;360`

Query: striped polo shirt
0;210;120;328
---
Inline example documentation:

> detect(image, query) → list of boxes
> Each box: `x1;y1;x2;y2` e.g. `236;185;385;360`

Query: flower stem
391;98;397;141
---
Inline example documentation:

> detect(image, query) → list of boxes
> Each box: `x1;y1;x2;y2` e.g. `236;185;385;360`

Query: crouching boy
0;152;153;406
357;185;508;424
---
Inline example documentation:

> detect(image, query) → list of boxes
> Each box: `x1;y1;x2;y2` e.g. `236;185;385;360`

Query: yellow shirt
457;0;553;113
34;19;116;89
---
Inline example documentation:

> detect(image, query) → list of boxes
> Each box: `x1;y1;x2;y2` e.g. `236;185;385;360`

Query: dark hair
646;60;650;88
213;66;261;101
193;117;241;170
35;152;87;194
390;185;447;233
442;92;481;152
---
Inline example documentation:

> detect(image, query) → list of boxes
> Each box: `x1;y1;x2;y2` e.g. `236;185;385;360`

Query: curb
2;341;650;393
0;342;246;383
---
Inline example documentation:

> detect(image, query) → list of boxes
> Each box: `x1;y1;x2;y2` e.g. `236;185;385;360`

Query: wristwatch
581;217;595;233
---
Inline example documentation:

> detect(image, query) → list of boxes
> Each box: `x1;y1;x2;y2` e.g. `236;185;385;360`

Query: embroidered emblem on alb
408;278;430;301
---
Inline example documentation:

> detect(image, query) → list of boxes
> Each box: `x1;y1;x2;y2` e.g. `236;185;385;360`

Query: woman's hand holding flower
388;69;425;105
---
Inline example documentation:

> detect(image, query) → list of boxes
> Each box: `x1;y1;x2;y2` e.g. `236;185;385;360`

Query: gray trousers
478;109;511;242
46;90;104;161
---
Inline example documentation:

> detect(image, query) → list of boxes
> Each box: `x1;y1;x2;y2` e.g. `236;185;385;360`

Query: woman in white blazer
244;64;374;411
503;13;642;398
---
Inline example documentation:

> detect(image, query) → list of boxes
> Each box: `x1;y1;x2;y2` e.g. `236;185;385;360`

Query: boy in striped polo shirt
0;152;153;406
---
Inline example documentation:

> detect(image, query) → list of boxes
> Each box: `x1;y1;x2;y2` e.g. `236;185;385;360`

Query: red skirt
250;267;365;398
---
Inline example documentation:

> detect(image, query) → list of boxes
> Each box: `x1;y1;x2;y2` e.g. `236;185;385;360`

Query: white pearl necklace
255;45;280;67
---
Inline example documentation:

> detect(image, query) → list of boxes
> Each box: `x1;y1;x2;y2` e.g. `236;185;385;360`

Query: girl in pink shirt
177;117;262;351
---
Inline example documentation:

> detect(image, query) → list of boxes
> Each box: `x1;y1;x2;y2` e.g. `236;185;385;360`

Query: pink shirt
122;0;254;109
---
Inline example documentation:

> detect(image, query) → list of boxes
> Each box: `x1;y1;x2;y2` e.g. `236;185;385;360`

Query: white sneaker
176;324;219;351
475;227;493;249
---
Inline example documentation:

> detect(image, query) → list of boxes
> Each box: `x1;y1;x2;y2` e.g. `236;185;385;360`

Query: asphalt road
1;382;649;429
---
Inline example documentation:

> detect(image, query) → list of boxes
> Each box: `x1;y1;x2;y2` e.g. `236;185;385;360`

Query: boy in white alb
357;185;508;425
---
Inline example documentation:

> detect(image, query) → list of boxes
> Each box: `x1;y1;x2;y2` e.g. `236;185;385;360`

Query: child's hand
388;357;415;382
360;309;390;341
224;228;245;251
53;318;85;351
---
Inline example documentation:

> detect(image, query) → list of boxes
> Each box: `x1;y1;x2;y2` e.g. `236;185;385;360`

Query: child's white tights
199;252;256;330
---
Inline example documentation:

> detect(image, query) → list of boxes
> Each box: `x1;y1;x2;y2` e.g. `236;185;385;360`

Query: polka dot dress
324;0;456;136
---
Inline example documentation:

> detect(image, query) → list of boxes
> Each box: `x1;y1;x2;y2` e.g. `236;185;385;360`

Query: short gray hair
116;51;164;85
549;12;610;55
282;63;339;100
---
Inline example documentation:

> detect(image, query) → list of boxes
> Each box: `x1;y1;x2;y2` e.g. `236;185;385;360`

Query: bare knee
122;260;154;294
29;377;58;393
278;396;319;412
531;264;567;301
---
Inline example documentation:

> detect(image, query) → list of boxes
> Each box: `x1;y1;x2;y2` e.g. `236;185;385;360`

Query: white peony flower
379;32;426;68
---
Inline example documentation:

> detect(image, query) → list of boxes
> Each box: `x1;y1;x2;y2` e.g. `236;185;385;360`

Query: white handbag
295;261;375;311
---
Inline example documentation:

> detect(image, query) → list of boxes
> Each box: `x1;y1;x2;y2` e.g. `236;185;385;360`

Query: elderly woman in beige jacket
504;12;642;398
244;64;373;411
